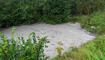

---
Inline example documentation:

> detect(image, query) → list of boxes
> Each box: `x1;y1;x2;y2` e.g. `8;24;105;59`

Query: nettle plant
0;28;48;60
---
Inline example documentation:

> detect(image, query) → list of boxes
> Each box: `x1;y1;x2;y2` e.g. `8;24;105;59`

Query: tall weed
0;27;47;60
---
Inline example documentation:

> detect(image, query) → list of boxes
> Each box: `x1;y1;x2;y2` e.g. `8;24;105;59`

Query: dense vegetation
0;0;105;27
76;11;105;34
53;35;105;60
0;0;105;60
0;0;71;27
74;0;105;14
0;28;47;60
53;11;105;60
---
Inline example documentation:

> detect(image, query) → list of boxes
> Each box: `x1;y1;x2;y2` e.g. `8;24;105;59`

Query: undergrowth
0;0;105;60
72;11;105;34
0;0;105;28
0;27;48;60
53;35;105;60
53;11;105;60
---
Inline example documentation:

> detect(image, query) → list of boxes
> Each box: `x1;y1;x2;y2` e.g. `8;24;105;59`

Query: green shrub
0;0;105;27
0;28;47;60
0;0;40;27
0;0;71;27
76;11;105;34
41;0;71;24
75;0;105;14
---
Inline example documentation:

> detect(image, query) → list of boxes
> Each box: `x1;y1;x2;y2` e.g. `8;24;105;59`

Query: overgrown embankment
53;11;105;60
0;0;105;27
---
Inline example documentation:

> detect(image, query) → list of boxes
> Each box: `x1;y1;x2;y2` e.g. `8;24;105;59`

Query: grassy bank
0;0;105;60
77;11;105;34
53;11;105;60
53;35;105;60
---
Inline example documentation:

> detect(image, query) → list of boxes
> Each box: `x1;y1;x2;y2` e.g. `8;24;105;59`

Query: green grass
53;11;105;60
76;11;105;34
53;35;105;60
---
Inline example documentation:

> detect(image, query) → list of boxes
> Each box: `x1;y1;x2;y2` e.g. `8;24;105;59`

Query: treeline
0;0;105;27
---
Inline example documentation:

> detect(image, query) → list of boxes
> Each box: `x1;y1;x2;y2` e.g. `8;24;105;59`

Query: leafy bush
76;11;105;34
0;0;105;27
41;0;71;24
0;0;71;27
0;0;40;27
75;0;105;14
0;28;47;60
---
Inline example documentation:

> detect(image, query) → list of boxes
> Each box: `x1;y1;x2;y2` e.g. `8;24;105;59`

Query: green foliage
56;41;64;56
0;0;71;27
53;35;105;60
0;0;40;27
41;0;71;24
52;11;105;60
0;27;47;60
56;47;64;56
1;0;105;27
76;11;105;34
75;0;105;14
